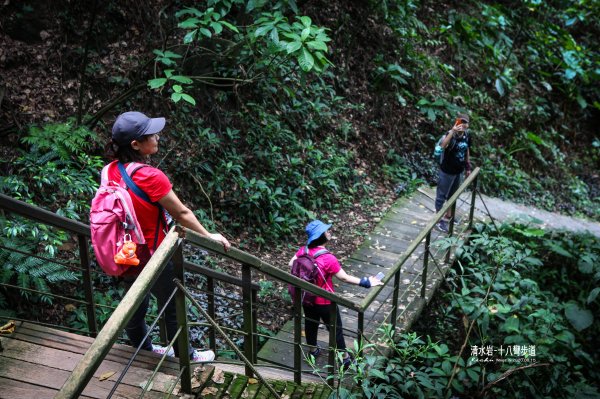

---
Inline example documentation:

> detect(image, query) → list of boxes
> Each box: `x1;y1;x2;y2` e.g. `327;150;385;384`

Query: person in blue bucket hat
289;219;383;370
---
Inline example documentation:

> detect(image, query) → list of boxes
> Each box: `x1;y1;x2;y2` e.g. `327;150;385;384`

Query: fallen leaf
99;371;115;381
248;378;258;384
0;320;16;334
201;387;218;396
212;368;225;384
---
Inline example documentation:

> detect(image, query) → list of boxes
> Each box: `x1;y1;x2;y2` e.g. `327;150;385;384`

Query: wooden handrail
57;228;181;398
183;229;361;311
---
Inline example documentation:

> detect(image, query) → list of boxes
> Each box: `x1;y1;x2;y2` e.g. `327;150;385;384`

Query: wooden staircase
0;321;330;399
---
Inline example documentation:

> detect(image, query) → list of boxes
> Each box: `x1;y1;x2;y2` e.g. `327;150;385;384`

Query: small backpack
433;132;468;164
288;246;330;306
89;162;155;276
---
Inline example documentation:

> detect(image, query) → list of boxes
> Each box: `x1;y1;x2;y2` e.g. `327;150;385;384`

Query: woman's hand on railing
368;276;384;287
209;233;231;251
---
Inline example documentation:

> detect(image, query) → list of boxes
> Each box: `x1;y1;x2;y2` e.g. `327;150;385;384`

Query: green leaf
564;68;577;79
172;85;183;93
502;316;520;333
183;30;197;44
369;368;389;381
578;255;595;274
163;51;182;59
576;95;588;109
171;92;182;103
219;20;239;33
564;302;593;331
297;47;314;71
547;241;573;258
299;16;312;28
210;21;223;35
495;78;505;96
286;41;302;54
200;28;212;38
148;78;167;89
587;287;600;304
169;75;193;84
178;17;200;29
255;25;272;37
181;94;196;105
301;27;310;41
306;40;327;52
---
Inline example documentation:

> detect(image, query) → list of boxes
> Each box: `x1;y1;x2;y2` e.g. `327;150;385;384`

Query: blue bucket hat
305;220;332;245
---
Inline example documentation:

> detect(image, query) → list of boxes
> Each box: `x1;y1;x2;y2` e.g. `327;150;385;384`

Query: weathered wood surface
0;321;330;398
0;321;180;398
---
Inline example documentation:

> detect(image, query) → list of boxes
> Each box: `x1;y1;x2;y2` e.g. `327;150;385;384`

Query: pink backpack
90;163;146;276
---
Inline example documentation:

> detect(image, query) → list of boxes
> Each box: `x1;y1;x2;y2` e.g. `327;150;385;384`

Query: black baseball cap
112;111;166;146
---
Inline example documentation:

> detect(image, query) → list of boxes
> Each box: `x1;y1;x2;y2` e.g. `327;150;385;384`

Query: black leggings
303;304;346;350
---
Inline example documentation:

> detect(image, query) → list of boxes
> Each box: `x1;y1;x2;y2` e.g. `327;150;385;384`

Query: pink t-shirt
294;246;341;305
107;161;172;248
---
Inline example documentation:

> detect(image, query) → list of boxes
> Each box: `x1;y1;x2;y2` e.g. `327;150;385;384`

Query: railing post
357;311;364;356
328;302;337;375
390;269;401;331
468;175;478;229
252;287;258;364
242;264;254;376
293;288;302;384
78;234;98;336
173;242;192;394
421;232;431;299
445;201;457;264
207;275;216;353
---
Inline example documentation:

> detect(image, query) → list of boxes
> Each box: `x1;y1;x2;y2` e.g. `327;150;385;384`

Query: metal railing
2;167;480;394
0;193;98;336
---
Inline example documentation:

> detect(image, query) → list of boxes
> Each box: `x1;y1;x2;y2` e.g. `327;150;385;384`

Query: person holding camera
435;113;472;233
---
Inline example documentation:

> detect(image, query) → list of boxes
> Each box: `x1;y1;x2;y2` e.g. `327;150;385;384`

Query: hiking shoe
309;346;322;358
152;344;174;357
341;355;356;372
191;349;215;363
436;220;449;233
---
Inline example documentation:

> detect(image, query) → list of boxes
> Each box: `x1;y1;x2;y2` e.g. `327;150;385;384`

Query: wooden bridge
0;170;483;398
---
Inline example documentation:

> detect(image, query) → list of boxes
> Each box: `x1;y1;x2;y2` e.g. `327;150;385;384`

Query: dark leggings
303;304;346;351
435;170;462;213
123;261;192;356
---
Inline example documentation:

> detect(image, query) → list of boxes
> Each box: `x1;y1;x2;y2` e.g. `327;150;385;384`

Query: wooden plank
0;376;95;399
10;322;178;372
0;356;165;399
0;338;179;392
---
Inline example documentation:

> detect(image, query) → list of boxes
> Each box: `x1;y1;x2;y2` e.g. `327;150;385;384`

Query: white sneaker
152;344;175;357
191;349;215;362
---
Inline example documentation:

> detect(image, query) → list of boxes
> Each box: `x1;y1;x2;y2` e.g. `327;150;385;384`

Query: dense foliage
0;0;599;384
1;0;598;245
333;224;600;398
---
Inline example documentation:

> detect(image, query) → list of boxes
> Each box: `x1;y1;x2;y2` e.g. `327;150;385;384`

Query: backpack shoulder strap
313;249;329;258
118;162;153;204
100;164;111;186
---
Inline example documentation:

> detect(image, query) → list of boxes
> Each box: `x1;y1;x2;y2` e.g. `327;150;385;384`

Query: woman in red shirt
106;111;230;362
